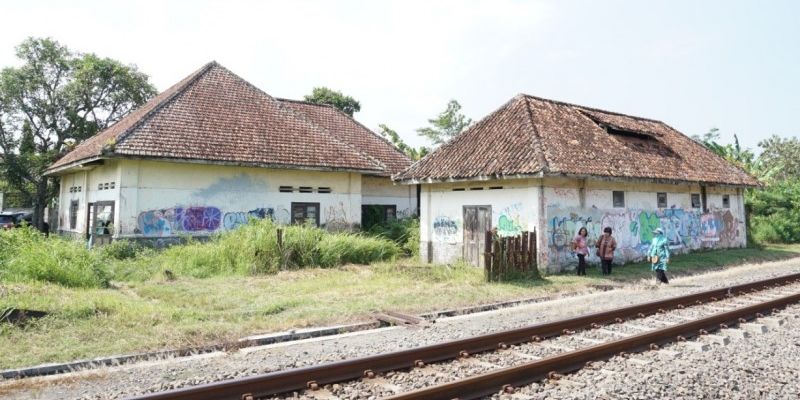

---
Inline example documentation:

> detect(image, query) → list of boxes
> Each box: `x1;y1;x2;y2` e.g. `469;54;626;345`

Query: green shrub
0;227;110;288
150;219;400;279
367;218;420;257
747;179;800;243
99;239;142;260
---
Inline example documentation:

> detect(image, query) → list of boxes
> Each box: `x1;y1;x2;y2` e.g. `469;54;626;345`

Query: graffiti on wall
137;206;274;236
433;216;459;243
323;202;351;231
497;203;524;236
222;208;275;230
546;206;742;267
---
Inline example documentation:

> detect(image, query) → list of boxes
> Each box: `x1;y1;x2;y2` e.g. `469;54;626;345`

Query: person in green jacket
649;228;670;284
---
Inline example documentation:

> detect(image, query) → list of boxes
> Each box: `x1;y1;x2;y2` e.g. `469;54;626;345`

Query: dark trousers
655;269;669;284
601;259;612;275
576;254;587;275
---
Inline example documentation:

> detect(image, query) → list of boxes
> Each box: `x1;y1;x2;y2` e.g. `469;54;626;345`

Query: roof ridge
274;97;336;108
520;93;664;124
199;64;385;172
396;95;522;180
520;95;549;173
115;61;218;148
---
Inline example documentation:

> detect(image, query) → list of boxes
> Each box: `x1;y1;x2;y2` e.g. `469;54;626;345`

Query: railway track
129;273;800;400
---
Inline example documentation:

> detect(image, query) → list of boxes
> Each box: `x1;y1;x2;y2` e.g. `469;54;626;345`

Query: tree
694;128;760;178
416;100;472;145
377;124;429;160
757;134;800;182
303;87;361;116
0;37;156;229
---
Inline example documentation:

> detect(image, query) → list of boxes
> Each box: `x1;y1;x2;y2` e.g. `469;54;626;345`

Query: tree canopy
416;100;472;145
0;37;156;228
303;87;361;116
378;124;429;160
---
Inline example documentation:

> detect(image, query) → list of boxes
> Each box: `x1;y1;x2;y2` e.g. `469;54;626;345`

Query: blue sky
2;0;797;151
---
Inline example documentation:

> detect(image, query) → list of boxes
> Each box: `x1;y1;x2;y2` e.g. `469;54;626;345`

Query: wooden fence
484;229;538;282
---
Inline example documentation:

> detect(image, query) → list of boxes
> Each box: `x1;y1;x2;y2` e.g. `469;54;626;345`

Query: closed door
463;205;491;267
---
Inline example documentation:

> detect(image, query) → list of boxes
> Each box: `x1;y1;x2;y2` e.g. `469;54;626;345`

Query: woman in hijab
649;227;670;284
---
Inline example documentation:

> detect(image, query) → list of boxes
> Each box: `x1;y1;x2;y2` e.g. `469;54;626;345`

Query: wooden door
463;205;491;267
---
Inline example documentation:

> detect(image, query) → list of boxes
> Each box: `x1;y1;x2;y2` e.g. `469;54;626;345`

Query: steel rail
385;290;800;400
127;273;800;400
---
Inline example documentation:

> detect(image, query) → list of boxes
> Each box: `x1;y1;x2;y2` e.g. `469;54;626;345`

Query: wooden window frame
657;192;667;208
612;191;625;208
291;202;320;226
722;194;730;208
69;200;79;230
691;193;702;209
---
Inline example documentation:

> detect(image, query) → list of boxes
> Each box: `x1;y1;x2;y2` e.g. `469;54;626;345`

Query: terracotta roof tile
277;99;411;176
395;94;759;187
47;62;397;174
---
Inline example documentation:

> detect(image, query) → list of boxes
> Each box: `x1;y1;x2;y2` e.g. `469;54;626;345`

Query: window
722;194;730;208
657;192;667;208
361;205;397;229
317;187;332;193
298;186;313;193
279;186;294;193
612;191;625;208
691;193;701;209
291;202;320;226
701;185;708;212
69;200;79;230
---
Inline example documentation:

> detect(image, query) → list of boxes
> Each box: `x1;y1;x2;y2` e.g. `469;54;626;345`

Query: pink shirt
573;234;589;256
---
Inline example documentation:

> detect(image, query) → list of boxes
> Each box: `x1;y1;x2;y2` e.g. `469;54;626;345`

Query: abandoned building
394;94;760;272
45;62;415;244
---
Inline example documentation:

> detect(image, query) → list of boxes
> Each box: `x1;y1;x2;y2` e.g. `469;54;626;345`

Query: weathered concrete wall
115;160;363;239
57;161;121;236
541;177;747;272
419;179;539;264
418;176;747;272
361;175;417;217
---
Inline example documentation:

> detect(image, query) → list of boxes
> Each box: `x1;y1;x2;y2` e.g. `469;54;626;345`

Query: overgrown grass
0;245;798;369
366;218;420;257
0;227;110;288
0;220;401;286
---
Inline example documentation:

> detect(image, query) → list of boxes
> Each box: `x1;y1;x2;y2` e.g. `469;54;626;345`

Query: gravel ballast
1;258;799;400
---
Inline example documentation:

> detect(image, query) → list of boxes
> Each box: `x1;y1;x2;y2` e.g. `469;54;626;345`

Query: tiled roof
47;62;407;175
394;94;760;187
277;99;411;175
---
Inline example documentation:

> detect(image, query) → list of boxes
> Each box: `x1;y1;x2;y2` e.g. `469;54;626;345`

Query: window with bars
612;191;625;208
691;193;702;209
722;194;730;208
657;192;667;208
69;200;79;230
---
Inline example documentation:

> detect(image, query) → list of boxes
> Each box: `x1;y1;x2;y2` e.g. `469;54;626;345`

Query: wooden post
277;228;284;270
484;230;493;282
532;227;538;269
521;231;529;272
493;236;502;281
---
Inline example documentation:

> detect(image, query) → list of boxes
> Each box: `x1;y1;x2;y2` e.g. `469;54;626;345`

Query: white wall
419;178;539;264
361;175;417;217
114;160;364;238
542;178;747;271
57;161;121;236
419;176;748;272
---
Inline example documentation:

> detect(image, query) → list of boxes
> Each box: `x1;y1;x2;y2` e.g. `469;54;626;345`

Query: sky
2;0;798;151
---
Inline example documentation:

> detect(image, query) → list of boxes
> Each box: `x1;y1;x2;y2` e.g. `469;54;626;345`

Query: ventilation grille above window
317;187;332;193
299;186;313;193
279;186;294;193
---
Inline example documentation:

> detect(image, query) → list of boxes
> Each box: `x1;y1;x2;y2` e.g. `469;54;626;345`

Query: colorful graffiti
547;206;742;267
433;216;458;243
137;206;277;236
222;208;274;230
137;206;222;237
497;203;523;236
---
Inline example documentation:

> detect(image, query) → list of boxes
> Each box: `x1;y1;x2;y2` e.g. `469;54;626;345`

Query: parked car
0;210;33;229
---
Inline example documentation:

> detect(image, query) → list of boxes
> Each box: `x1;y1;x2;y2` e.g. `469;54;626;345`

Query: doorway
463;205;491;267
